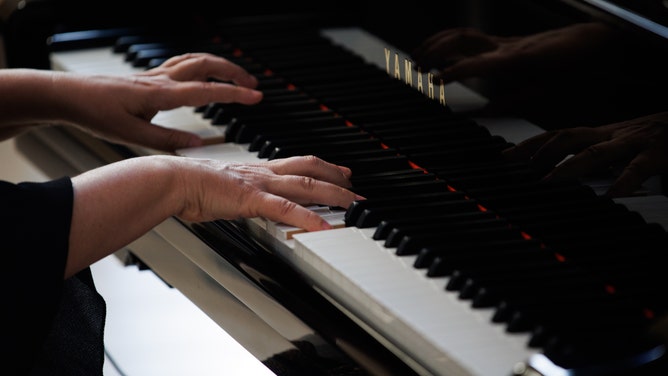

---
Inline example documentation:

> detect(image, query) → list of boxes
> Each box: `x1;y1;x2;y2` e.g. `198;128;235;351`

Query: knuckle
299;176;317;191
583;144;603;155
624;160;650;177
302;154;322;166
277;199;298;217
554;129;580;141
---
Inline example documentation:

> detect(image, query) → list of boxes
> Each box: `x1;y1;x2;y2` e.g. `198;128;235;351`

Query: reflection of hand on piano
502;111;668;198
410;22;619;84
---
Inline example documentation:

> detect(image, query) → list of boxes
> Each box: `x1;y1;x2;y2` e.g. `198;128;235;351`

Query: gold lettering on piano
427;72;435;100
384;48;392;74
404;58;413;86
394;53;401;80
383;47;447;106
439;78;447;106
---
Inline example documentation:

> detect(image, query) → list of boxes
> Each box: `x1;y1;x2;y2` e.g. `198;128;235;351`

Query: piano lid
560;0;668;39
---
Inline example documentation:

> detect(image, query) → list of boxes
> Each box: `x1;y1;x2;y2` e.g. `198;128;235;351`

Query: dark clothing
1;177;106;375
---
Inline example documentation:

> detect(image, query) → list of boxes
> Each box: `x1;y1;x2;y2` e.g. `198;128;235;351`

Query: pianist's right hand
0;52;262;151
66;154;362;278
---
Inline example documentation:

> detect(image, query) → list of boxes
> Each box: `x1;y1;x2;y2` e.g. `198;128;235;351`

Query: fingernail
187;136;203;148
321;221;333;230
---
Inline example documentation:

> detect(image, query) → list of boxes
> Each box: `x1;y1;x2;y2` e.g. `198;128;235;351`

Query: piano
7;1;668;375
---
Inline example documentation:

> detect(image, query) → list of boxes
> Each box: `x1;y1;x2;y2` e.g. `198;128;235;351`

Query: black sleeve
0;177;74;368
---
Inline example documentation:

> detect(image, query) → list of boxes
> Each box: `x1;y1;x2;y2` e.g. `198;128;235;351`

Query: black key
373;211;497;240
259;132;376;159
268;138;384;159
357;199;480;229
249;125;363;152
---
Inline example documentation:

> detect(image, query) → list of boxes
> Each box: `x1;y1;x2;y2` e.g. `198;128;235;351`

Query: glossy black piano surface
5;1;668;375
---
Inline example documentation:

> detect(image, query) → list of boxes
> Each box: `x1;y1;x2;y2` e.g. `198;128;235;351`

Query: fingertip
540;172;554;183
500;146;516;160
245;89;263;104
248;74;259;88
320;221;333;230
186;135;204;148
236;74;259;89
338;165;353;177
303;217;332;232
501;145;514;153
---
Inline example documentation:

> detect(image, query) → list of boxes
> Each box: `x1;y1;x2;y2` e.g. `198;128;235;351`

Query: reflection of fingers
502;132;558;161
606;153;655;197
413;31;459;58
531;128;603;170
544;140;625;181
439;55;505;82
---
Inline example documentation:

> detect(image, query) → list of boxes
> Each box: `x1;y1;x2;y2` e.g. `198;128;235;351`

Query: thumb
130;124;204;152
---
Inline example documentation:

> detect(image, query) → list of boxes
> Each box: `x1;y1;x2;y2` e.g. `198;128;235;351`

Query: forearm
0;69;69;128
67;156;184;278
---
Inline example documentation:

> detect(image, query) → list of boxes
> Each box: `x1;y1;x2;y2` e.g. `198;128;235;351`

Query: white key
177;142;262;163
287;227;536;376
51;47;138;75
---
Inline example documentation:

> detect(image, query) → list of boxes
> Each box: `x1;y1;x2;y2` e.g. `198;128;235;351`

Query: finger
251;193;335;232
265;174;361;209
155;53;259;88
158;53;200;67
529;127;604;171
115;119;204;151
606;151;658;198
437;55;493;82
413;37;462;69
157;81;263;109
437;52;520;83
266;155;353;188
502;131;560;161
412;30;456;61
413;29;483;70
544;139;626;181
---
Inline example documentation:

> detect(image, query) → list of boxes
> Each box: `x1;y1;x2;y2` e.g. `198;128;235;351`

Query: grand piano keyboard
32;18;668;376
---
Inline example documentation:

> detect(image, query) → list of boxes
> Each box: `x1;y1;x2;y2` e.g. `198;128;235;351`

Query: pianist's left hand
0;53;263;151
501;111;668;198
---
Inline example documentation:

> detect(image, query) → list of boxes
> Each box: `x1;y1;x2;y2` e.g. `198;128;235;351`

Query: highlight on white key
267;205;346;240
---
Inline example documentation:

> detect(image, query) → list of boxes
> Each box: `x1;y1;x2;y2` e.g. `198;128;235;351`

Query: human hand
58;52;262;151
68;154;363;277
172;155;362;230
411;22;616;84
501;112;668;197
